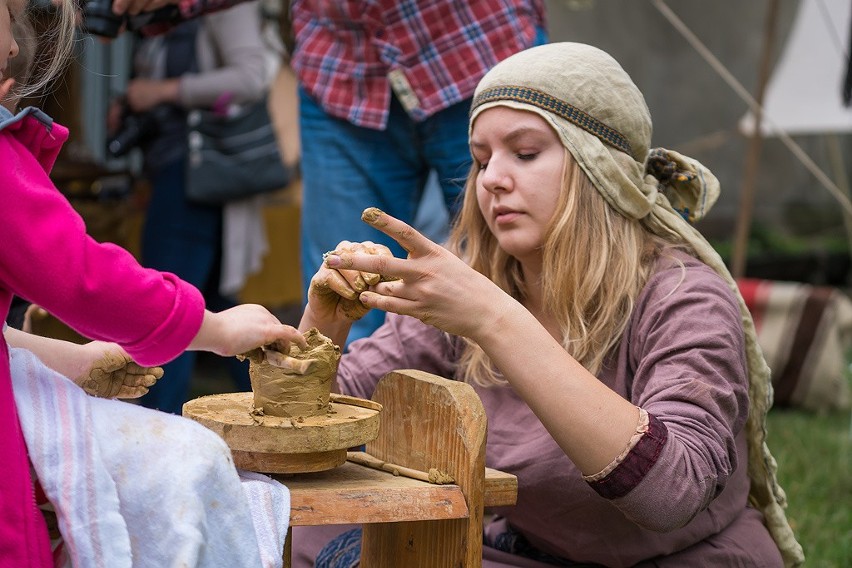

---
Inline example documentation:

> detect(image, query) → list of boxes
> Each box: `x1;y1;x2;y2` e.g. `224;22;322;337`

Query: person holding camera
107;0;280;414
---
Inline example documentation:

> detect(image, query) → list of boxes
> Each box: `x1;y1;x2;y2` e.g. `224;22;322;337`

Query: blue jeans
138;158;250;414
299;89;472;344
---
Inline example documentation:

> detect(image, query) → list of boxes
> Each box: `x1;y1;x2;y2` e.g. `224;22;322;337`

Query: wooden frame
281;369;518;567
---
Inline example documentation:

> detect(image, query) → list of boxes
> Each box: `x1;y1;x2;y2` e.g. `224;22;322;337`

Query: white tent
740;0;852;136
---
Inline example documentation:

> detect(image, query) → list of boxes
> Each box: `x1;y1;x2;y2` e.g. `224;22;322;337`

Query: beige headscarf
470;42;804;567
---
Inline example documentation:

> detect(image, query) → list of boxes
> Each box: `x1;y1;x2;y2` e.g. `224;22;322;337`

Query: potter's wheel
183;392;382;474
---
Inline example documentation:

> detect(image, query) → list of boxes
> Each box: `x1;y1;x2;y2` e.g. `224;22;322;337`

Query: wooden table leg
361;370;487;568
283;527;292;568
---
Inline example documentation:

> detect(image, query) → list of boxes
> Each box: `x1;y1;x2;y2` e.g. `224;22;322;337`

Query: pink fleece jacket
0;109;205;567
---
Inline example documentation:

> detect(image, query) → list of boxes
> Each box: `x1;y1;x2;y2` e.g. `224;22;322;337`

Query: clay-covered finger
325;248;405;283
340;298;370;320
327;242;372;292
360;241;395;285
361;207;432;258
117;385;150;399
363;272;381;286
320;267;361;300
124;372;160;388
373;279;410;300
265;326;307;354
125;362;161;376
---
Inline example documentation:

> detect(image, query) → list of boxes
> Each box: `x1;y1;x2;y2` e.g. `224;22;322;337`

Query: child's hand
75;341;163;399
192;305;308;358
125;78;179;112
307;241;394;322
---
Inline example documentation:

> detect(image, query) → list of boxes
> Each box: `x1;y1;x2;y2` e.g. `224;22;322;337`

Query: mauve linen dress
292;251;782;567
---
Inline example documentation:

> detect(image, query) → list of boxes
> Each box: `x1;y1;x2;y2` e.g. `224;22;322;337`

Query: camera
106;104;172;158
81;0;182;39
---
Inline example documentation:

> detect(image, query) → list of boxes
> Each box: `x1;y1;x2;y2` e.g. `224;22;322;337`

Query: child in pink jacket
1;1;303;565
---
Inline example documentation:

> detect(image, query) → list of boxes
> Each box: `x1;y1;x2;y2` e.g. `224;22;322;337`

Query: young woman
295;42;804;567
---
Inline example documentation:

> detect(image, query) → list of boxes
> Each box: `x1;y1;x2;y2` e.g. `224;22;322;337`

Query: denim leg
138;158;222;414
314;528;362;568
299;88;429;344
412;172;450;244
418;97;474;221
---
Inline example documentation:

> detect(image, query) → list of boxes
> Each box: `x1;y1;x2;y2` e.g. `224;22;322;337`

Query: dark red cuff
586;412;668;499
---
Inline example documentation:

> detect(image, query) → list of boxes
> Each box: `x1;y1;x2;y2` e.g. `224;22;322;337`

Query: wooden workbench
277;370;518;568
284;456;517;526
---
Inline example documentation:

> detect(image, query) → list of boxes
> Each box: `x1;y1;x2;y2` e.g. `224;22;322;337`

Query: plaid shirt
291;0;546;129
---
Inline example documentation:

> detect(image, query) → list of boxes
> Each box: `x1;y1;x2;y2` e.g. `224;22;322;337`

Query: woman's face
470;106;565;264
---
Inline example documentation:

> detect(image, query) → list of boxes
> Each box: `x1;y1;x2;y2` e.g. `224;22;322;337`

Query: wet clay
243;328;341;418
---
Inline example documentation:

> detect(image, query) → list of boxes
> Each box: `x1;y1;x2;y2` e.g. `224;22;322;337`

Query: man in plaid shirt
114;0;546;344
291;0;547;343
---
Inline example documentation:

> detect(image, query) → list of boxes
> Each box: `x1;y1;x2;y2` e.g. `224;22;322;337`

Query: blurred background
21;1;851;564
31;0;852;290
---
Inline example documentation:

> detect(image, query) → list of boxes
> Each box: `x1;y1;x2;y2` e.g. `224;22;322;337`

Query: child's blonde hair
4;0;77;104
3;16;35;110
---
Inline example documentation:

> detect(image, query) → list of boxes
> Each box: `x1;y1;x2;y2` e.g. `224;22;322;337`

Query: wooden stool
281;369;517;567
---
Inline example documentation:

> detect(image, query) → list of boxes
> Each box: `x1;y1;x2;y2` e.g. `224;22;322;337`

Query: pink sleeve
0;134;205;366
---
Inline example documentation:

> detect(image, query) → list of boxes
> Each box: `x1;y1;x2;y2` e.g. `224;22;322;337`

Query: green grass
766;408;851;567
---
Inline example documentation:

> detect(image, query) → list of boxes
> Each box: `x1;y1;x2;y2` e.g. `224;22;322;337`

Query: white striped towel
10;347;289;568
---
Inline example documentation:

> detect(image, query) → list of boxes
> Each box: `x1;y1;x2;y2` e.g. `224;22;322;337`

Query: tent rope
651;0;852;218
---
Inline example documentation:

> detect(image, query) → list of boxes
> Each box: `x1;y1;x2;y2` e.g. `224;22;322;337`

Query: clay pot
247;328;340;418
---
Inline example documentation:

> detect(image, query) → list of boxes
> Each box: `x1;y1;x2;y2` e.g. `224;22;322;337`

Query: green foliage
708;223;850;260
766;408;851;567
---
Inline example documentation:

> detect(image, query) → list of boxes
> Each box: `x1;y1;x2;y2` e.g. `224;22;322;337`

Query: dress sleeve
585;258;749;531
0;133;205;367
336;313;459;400
178;1;278;108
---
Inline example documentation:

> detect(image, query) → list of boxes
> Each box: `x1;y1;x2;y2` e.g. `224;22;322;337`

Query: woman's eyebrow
470;126;542;150
503;126;539;145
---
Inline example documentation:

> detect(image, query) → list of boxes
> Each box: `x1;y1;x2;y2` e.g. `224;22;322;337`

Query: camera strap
164;20;201;78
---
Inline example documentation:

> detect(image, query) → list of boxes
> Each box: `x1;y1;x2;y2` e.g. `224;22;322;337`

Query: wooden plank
343;451;517;507
362;370;488;567
280;460;516;526
281;461;469;526
484;467;518;508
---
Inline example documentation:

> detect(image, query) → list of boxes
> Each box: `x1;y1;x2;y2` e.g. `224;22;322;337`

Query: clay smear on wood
242;328;340;419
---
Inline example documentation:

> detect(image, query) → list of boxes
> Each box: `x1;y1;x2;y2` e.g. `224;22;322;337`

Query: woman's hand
322;208;507;339
106;97;125;136
190;305;307;357
306;240;393;324
124;78;179;113
74;341;163;399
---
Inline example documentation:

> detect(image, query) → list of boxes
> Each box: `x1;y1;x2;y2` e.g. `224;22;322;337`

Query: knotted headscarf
470;42;803;567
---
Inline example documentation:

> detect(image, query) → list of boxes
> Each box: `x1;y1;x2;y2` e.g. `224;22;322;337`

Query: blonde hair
449;149;684;387
4;0;77;103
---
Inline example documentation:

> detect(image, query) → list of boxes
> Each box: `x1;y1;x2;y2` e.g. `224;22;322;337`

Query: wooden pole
824;134;852;276
731;0;781;279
